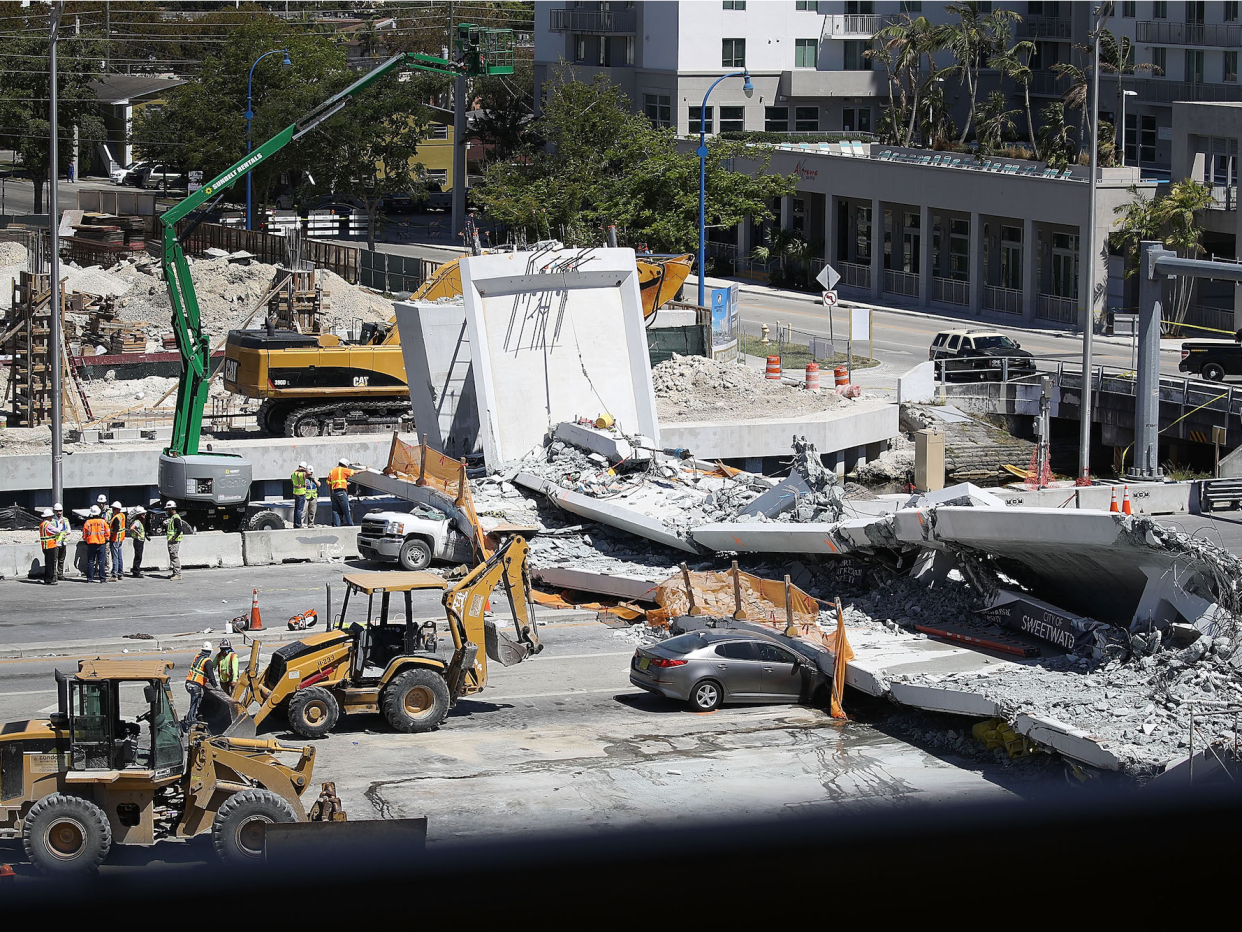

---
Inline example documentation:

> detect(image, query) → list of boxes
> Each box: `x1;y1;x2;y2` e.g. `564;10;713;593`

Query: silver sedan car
629;629;829;712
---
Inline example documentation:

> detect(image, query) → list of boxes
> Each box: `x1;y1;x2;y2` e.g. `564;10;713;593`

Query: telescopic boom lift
154;25;515;528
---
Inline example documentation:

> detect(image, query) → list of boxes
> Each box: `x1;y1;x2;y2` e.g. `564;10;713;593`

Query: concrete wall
393;301;480;458
460;248;660;468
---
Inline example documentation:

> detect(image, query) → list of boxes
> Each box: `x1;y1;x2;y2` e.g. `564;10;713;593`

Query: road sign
816;263;841;292
821;290;838;307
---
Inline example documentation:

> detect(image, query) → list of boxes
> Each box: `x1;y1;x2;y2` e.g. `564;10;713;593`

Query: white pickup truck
357;501;476;570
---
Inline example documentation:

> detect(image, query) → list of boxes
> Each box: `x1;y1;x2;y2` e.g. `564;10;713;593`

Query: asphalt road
0;614;1048;878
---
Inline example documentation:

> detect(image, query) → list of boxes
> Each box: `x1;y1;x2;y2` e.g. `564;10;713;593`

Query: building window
723;0;746;8
845;1;874;11
1000;226;1022;290
625;35;634;65
1140;114;1156;162
1229;1;1240;22
765;106;789;131
795;106;819;132
843;107;871;132
429;123;449;140
843;39;871;70
793;198;806;234
1051;232;1078;300
1227;50;1238;82
1153;1;1167;17
1185;1;1204;24
575;36;586;62
719;106;745;132
949;218;969;281
1186;48;1204;83
644;93;671;128
722;38;746;68
795;38;818;68
1152;46;1166;76
856;206;871;261
900;1;923;12
796;0;819;9
1121;0;1135;14
859;107;871;132
689;105;714;134
425;168;448;185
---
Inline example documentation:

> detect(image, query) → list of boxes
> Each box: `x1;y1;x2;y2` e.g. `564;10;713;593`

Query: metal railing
548;8;637;33
883;268;919;297
838;260;871;290
1130;77;1242;103
841;13;884;35
1210;184;1238;209
1183;304;1235;332
1137;20;1242;47
933;276;969;306
1024;16;1073;39
739;319;839;364
1037;292;1077;323
1030;70;1070;96
983;284;1023;316
175;221;361;282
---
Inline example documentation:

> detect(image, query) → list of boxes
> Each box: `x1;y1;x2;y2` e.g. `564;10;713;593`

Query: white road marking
534;652;634;662
0;689;56;697
486;686;627;701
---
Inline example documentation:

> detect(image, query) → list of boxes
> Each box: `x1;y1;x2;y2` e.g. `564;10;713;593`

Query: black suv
929;329;1037;381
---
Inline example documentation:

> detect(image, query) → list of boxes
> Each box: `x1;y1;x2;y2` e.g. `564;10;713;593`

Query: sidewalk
687;272;1179;353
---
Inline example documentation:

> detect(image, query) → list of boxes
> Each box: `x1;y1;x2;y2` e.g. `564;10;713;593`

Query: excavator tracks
279;400;415;438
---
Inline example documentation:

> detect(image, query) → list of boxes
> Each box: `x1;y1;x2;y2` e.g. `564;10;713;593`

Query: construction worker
166;501;186;581
108;502;126;581
95;494;112;577
129;507;147;578
82;506;108;583
328;459;357;527
182;641;218;732
49;503;70;581
215;639;238;695
304;464;319;527
38;509;58;585
291;462;309;528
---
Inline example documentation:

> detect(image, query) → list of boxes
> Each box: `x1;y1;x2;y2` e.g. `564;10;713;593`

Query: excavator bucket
484;619;532;667
199;685;257;739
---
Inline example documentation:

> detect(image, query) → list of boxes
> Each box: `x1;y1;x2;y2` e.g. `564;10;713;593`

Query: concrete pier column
920;204;934;309
870;198;884;301
969;210;984;315
824;195;837;269
780;195;794;232
1023;217;1037;324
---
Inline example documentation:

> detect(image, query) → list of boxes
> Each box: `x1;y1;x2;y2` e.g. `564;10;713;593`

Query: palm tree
990;26;1039;159
868;14;947;147
974;91;1019;155
1051;60;1088;151
943;1;1020;144
1036;102;1075;169
1097;31;1158;158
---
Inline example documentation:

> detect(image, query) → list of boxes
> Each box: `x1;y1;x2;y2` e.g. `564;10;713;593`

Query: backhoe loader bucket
484;619;532;668
199;685;257;739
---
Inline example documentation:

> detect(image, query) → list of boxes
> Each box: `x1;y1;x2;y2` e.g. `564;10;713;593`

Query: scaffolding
2;272;92;427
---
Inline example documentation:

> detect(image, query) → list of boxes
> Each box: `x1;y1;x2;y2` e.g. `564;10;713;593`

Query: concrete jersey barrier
242;527;361;566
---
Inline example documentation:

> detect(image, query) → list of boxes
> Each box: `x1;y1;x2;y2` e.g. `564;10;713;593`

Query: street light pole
245;49;291;230
1078;2;1112;484
50;2;64;507
698;69;753;308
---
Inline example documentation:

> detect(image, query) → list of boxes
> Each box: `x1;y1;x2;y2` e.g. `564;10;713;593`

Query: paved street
0;612;1037;873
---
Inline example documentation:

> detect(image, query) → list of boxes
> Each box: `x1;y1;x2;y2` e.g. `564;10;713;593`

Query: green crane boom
154;27;514;525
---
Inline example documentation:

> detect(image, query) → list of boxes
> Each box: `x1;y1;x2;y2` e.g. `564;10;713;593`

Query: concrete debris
652;353;845;424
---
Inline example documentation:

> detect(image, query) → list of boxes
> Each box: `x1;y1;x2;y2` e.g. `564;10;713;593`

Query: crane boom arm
157;27;515;457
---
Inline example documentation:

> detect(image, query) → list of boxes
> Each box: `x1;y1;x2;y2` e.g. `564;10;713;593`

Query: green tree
989;26;1039;158
0;27;106;214
943;2;1021;144
868;14;948;147
973;91;1019;155
1036;102;1076;169
1097;31;1158;160
475;75;794;253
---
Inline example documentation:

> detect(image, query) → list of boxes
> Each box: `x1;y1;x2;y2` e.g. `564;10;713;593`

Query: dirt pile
652;354;844;423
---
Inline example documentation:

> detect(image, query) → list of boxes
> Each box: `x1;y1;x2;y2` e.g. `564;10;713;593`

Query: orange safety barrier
834;365;849;387
765;355;782;381
805;361;820;390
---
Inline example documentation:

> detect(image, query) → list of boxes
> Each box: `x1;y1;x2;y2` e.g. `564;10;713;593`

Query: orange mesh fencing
385;433;490;560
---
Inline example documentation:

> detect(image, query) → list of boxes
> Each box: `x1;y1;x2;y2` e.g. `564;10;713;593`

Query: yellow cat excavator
223;253;692;437
231;535;541;738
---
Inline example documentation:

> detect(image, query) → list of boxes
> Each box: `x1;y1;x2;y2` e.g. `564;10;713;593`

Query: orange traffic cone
249;588;264;631
1122;486;1132;516
1109;488;1119;513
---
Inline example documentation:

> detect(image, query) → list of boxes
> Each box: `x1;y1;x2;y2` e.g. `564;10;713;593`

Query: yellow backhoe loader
233;535;541;738
223;253;693;437
0;659;337;874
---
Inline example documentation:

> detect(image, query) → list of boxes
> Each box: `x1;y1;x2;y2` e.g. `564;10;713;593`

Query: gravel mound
652;353;843;423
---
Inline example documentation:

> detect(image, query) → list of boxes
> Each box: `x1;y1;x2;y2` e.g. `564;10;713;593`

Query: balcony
1136;20;1242;48
1130;77;1242;104
548;8;636;34
823;13;889;39
1024;16;1073;39
1030;70;1070;97
1210;184;1238;209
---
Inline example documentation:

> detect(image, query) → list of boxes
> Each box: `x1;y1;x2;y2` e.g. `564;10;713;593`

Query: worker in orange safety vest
328;459;357;527
38;509;59;586
108;502;127;581
82;506;108;583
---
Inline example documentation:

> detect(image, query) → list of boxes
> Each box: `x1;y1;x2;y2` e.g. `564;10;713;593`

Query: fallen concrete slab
531;567;661;601
393;300;481;459
514;472;698;553
1013;713;1123;771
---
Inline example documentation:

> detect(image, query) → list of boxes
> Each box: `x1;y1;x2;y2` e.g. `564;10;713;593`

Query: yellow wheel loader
0;659;335;874
234;535;541;739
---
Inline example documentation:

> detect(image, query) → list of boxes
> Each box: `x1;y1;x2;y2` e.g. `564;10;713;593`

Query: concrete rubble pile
652;352;845;423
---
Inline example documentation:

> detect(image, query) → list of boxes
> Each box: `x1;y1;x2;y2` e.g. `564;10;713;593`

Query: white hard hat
298;461;308;469
202;641;212;652
339;458;349;466
134;506;146;515
41;508;53;517
89;505;100;516
165;500;177;509
96;494;107;503
53;502;63;511
305;464;314;473
111;501;122;509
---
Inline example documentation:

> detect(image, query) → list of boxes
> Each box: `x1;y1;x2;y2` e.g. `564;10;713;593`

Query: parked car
357;501;475;571
1179;334;1242;382
379;192;416;214
111;159;149;186
929;328;1037;381
419;182;453;212
629;629;829;712
140;165;188;191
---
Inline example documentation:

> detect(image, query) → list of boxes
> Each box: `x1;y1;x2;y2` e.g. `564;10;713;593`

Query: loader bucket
199;686;257;739
484;619;530;667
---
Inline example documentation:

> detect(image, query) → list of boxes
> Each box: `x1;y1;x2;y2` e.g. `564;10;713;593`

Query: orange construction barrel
834;365;849;387
805;361;820;390
765;355;782;381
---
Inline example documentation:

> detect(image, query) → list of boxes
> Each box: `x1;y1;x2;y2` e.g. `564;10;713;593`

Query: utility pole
105;1;109;71
1078;1;1112;484
450;7;467;246
50;2;65;507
